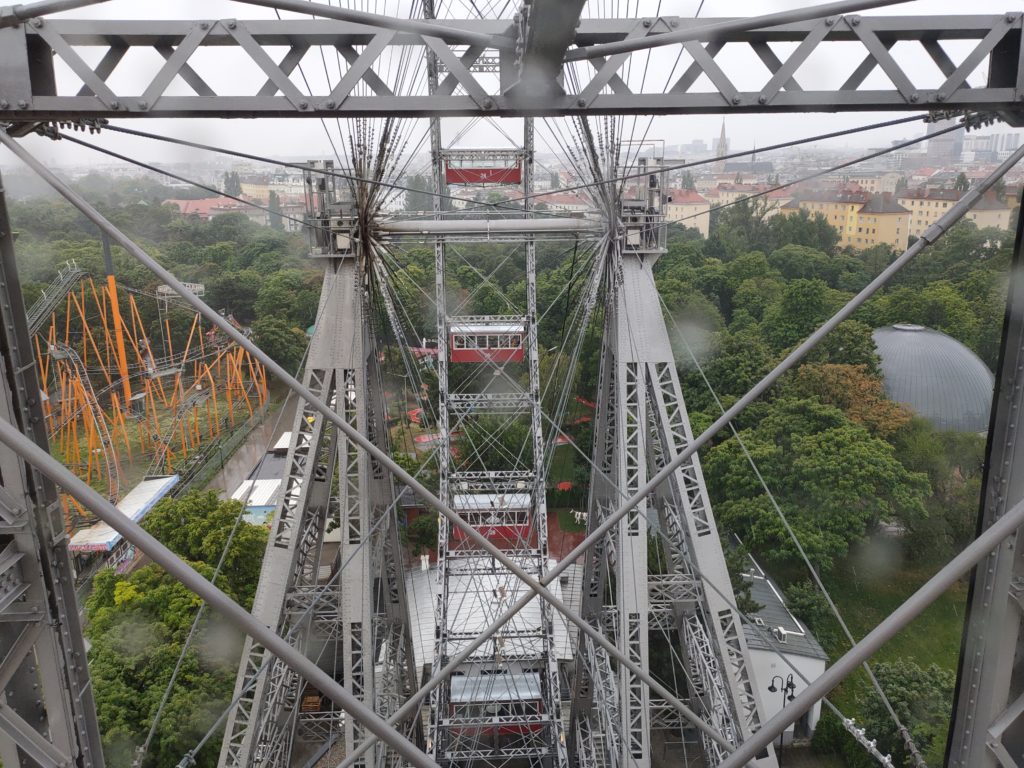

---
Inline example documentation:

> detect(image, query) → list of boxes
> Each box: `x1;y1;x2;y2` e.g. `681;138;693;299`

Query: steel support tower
569;150;775;768
217;164;416;768
0;4;1022;768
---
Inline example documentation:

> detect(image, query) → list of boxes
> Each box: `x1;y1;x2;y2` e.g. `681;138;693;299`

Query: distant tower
716;120;729;157
716;120;729;172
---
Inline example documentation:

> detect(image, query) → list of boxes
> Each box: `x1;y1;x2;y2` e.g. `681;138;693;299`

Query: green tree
761;279;847;351
208;268;263;322
786;363;910;438
455;415;533;472
403;174;435;212
704;397;930;571
408;513;439;555
253;268;320;327
251;316;309;373
854;660;956;767
84;492;268;768
142;491;268;608
268;190;283;230
222;171;242;197
767;209;841;255
954;172;970;192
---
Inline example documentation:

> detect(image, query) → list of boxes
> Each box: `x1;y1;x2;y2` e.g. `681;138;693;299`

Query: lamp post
768;673;797;767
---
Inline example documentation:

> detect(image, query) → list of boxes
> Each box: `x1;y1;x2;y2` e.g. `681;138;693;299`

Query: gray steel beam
378;217;600;234
0;0;108;28
0;409;439;768
0;129;733;761
506;0;587;101
946;194;1024;767
0;15;1020;121
0;172;104;768
230;0;506;49
720;496;1024;768
563;0;910;60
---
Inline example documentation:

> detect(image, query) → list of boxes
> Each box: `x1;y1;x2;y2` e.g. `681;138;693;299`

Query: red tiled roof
665;189;709;204
164;196;253;217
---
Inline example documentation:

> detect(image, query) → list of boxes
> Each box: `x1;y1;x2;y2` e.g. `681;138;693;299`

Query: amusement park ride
0;1;1021;768
28;248;267;531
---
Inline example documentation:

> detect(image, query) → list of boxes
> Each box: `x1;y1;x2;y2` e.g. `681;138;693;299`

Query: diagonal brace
0;131;733;755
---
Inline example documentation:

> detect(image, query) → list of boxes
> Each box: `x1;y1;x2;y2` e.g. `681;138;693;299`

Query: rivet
936;92;946;102
200;22;209;30
0;100;7;109
642;19;651;27
29;17;43;28
758;95;767;104
227;20;237;29
483;98;494;109
110;100;119;109
137;100;148;110
909;93;919;103
577;98;586;108
298;101;308;110
731;96;741;105
16;100;27;109
850;15;860;26
825;17;835;26
324;100;336;109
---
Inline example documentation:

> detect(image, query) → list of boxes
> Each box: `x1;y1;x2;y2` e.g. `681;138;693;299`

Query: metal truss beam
0;14;1021;122
0;0;109;29
946;196;1024;767
506;0;587;101
378;218;600;235
0;172;104;768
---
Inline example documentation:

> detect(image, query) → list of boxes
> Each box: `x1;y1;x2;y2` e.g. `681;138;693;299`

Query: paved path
206;393;298;497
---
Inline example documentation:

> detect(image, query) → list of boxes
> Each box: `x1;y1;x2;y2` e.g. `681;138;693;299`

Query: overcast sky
3;0;1022;175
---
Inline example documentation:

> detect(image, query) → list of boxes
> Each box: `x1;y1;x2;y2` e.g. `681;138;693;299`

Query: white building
743;555;828;745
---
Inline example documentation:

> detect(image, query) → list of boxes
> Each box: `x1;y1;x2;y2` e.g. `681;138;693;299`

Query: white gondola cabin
451;492;531;544
448;671;546;738
449;319;525;364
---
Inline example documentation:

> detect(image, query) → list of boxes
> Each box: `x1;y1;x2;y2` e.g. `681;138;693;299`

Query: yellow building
845;172;903;195
966;195;1015;231
665;188;711;238
239;181;270;203
782;188;909;251
899;188;1015;236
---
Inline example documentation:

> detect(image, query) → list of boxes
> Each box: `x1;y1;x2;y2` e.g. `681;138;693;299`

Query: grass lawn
554;506;586;533
549;444;575;485
816;536;968;710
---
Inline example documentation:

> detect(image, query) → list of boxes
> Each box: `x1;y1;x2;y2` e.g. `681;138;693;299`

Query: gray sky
4;0;1022;173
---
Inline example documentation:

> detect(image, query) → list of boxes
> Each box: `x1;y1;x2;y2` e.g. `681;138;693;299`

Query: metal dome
872;324;994;433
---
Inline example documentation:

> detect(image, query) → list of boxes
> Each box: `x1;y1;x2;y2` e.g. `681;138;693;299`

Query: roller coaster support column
101;233;132;406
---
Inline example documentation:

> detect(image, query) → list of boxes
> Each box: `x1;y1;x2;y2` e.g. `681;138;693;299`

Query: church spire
717;120;729;157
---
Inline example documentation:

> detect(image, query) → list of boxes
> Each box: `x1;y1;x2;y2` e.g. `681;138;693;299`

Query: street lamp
768;673;797;767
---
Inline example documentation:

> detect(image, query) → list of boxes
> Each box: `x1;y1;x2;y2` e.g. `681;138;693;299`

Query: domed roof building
872;324;994;433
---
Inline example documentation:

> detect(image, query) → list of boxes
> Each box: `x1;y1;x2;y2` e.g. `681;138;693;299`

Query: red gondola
449;320;525;364
442;150;523;185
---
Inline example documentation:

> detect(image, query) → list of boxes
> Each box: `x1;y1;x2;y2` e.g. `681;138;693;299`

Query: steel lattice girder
0;14;1022;122
0;173;105;768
